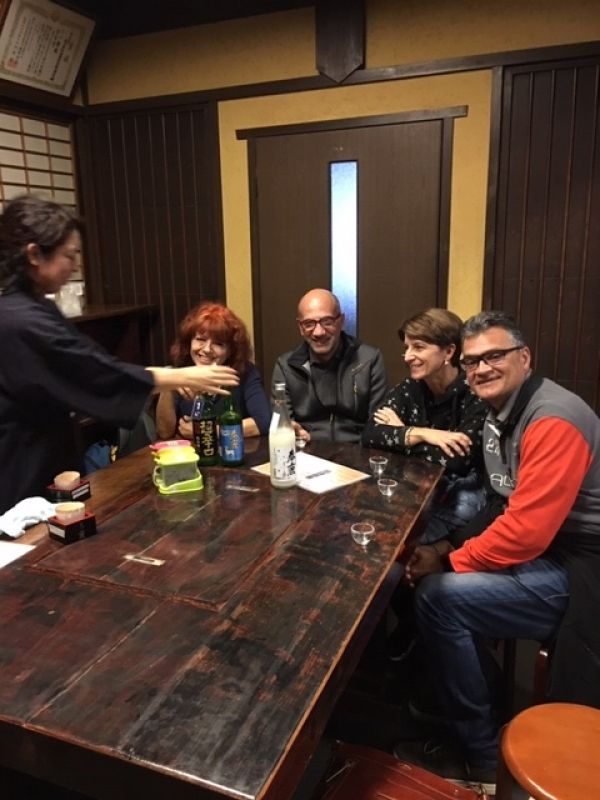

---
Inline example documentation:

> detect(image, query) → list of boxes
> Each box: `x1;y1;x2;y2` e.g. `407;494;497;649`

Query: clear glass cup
377;477;398;497
369;455;388;477
351;521;375;546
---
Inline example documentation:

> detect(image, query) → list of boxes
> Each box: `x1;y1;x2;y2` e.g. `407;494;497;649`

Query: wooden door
486;56;600;412
242;109;463;387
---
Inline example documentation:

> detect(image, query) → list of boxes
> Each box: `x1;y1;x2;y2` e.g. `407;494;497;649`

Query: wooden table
0;441;441;800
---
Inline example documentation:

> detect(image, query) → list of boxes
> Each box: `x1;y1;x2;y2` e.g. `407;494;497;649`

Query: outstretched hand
180;364;239;396
149;364;240;396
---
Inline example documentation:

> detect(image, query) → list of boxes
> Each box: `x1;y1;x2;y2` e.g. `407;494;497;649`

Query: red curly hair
170;302;253;375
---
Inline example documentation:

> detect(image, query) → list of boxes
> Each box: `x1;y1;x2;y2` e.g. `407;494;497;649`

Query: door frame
238;105;467;373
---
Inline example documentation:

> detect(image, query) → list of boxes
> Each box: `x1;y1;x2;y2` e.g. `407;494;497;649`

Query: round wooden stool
496;702;600;800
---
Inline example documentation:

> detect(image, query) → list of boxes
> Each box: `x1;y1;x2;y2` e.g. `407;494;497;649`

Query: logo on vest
485;435;500;455
490;472;515;490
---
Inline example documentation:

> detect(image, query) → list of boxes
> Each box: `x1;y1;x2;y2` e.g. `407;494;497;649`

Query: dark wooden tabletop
0;440;441;800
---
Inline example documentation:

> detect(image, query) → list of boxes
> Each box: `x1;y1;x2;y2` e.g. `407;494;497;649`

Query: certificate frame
0;0;95;97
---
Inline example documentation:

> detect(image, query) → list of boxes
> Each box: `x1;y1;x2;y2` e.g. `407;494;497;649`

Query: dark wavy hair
0;195;82;294
462;310;527;347
170;302;253;375
399;307;464;367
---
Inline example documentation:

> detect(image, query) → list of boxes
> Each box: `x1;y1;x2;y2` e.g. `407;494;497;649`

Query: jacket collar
287;331;360;371
493;372;544;463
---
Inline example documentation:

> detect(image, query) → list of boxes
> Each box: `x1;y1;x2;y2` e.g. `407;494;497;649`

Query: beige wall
368;0;600;66
85;9;316;103
86;0;600;103
85;0;600;335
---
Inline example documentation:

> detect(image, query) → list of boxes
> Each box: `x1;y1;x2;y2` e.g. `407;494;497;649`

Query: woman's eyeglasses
461;346;523;372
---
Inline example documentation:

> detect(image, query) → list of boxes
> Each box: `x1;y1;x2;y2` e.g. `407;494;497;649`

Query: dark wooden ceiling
68;0;314;39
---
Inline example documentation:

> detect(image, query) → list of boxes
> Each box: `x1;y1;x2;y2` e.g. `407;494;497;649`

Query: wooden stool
496;702;600;799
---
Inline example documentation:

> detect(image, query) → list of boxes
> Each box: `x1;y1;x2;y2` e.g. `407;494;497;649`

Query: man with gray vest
394;310;600;794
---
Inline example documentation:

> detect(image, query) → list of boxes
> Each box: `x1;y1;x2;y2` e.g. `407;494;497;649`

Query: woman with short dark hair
0;195;238;513
156;302;270;439
362;307;487;541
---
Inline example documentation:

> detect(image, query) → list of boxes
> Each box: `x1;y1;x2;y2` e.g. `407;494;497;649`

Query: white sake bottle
269;382;297;488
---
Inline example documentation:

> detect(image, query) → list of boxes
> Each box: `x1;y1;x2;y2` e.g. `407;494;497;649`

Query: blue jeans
414;557;569;766
420;473;485;544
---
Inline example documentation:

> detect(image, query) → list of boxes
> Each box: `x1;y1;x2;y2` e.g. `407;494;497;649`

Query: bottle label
193;418;218;463
272;446;296;480
191;395;205;420
220;425;244;463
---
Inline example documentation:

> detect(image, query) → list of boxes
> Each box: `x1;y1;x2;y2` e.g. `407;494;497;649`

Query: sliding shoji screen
0;109;83;286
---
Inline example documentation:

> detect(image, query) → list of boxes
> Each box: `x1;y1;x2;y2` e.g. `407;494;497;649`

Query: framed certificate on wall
0;0;95;96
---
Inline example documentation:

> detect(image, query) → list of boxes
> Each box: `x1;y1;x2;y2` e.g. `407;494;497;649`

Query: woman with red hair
156;302;270;439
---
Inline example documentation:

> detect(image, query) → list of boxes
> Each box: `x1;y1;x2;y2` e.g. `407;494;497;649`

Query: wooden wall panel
486;57;600;412
77;104;225;365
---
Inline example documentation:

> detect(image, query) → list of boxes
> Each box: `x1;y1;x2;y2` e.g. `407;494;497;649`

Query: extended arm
2;303;238;430
147;364;238;396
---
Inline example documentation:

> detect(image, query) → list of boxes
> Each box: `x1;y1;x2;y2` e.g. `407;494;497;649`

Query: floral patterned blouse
361;373;487;477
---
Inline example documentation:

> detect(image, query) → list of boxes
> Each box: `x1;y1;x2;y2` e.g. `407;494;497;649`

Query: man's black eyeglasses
461;346;523;372
297;314;341;333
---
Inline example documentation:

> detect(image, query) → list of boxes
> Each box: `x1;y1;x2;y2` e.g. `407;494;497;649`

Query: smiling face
403;335;455;382
296;289;344;363
462;327;531;410
26;230;81;294
190;332;230;366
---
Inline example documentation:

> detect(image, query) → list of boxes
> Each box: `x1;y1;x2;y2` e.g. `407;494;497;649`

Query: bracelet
404;426;413;447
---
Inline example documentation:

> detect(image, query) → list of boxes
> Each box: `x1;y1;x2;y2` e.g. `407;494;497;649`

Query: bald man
271;289;387;443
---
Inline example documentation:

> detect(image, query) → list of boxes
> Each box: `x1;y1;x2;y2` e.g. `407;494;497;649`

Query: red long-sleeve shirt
450;417;593;572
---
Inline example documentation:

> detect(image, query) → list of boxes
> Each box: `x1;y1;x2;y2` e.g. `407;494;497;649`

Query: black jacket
0;289;153;512
361;373;486;477
271;332;387;443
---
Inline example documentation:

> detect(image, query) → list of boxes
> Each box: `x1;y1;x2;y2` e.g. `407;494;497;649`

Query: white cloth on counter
0;497;56;539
